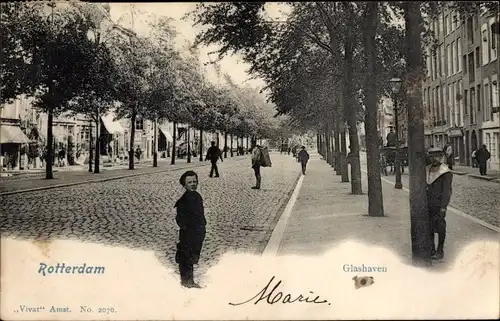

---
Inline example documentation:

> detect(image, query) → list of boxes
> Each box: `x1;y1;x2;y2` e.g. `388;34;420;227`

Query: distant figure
250;139;262;189
205;141;223;178
174;170;206;288
442;141;453;170
475;144;491;176
58;147;66;167
297;146;310;175
471;149;477;168
135;145;142;161
386;127;397;147
426;147;453;260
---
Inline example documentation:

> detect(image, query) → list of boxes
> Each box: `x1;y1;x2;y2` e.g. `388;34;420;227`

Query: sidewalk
450;164;500;182
0;155;247;195
273;153;498;269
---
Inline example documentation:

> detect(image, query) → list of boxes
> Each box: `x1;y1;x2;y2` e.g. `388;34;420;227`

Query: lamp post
389;77;403;189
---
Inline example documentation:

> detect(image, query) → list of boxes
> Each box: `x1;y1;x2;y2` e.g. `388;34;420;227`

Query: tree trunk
330;128;335;167
153;117;158;167
230;133;234;157
129;112;136;170
405;1;432;267
46;107;54;179
199;129;203;162
363;1;384;216
325;125;332;164
246;136;249;153
187;125;191;163
171;121;177;165
340;126;349;182
334;121;341;174
317;133;320;154
224;132;228;158
344;2;362;194
88;119;93;173
94;115;100;174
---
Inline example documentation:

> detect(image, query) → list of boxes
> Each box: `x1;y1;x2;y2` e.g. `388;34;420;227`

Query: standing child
426;148;453;260
174;170;206;288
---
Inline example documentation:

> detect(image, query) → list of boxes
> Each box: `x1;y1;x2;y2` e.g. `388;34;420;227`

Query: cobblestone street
0;153;301;277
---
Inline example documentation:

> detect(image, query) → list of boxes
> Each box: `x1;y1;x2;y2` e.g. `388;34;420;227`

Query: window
445;15;449;35
492;75;499;112
475;47;480;68
458;80;464;126
467;17;474;44
439;14;444;37
446;45;453;77
464;89;468;116
435;20;439;38
468;52;475;82
431;51;436;80
470;88;476;124
457;38;462;72
135;118;144;130
477;84;482;112
452;11;457;30
452;41;457;74
433;50;439;79
481;23;489;65
426;48;431;78
484;81;490;121
448;84;453;125
489;18;497;61
441;45;446;77
431;87;435;122
447;14;452;36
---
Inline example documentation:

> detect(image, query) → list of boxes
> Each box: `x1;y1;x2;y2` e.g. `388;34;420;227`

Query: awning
159;126;173;142
0;125;30;144
101;114;124;135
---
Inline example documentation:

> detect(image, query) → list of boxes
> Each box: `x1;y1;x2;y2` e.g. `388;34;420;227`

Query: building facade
422;4;499;170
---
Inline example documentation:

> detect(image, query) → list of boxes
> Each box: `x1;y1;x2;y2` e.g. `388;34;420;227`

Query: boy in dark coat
426;148;453;260
174;170;206;288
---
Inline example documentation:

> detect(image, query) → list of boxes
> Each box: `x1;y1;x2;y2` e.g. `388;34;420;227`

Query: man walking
297;146;310;175
205;141;223;177
475;144;491;176
426;148;453;260
250;139;262;189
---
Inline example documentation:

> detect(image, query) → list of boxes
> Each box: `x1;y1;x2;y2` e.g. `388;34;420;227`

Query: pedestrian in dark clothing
297;146;310;175
205;141;223;177
174;170;206;288
250;139;262;189
475;144;491;176
443;142;453;170
426;148;453;260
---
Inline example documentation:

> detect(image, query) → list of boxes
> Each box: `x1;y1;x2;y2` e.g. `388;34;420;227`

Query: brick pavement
0;153;301;280
0;155;248;194
275;153;499;270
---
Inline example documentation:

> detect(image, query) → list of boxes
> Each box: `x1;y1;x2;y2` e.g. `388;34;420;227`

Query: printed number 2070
98;307;116;314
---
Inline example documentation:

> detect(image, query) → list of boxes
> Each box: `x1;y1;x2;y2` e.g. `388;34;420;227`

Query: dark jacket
475;147;491;164
174;191;206;265
426;164;452;209
206;146;222;162
298;149;309;163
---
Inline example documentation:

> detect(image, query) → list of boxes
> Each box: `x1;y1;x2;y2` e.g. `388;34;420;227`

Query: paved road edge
262;173;305;256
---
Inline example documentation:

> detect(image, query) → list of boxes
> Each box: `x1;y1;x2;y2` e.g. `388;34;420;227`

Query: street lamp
389;77;403;189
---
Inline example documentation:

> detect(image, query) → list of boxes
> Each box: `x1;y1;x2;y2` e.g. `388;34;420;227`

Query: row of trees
1;2;282;178
189;1;498;266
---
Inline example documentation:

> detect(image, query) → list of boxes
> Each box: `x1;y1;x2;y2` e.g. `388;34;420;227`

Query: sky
108;3;291;91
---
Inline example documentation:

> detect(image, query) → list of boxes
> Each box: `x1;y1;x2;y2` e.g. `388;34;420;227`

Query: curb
450;171;467;175
468;174;496;181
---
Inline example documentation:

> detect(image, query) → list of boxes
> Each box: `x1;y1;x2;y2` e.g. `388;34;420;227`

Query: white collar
426;164;451;185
